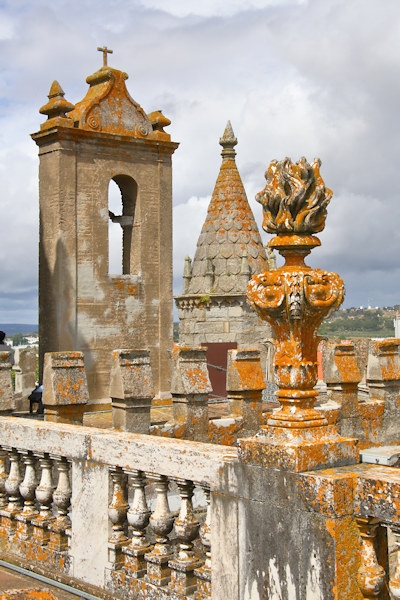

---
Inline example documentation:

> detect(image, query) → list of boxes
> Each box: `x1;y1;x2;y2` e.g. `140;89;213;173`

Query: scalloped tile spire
183;122;267;295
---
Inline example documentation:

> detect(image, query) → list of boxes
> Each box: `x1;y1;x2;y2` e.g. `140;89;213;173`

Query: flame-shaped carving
256;157;332;234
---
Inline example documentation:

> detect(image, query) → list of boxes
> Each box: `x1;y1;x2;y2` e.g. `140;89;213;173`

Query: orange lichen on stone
226;349;265;392
67;65;168;140
2;590;58;599
208;418;242;446
299;469;357;516
355;466;400;524
325;516;362;600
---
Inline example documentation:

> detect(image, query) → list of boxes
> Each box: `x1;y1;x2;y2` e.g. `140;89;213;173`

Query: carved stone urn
242;157;358;471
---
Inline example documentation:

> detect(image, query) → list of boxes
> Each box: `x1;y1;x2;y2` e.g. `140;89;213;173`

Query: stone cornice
174;293;248;310
31;125;179;155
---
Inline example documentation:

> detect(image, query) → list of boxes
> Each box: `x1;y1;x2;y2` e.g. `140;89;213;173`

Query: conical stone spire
184;122;268;295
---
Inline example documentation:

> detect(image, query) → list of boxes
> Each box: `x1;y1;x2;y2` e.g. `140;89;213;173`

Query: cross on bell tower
97;46;113;66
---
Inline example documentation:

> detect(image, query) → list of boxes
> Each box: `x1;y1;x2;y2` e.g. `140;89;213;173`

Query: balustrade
0;417;236;598
108;469;210;596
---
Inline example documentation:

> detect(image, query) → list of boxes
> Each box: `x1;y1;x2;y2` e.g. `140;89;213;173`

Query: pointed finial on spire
219;121;238;158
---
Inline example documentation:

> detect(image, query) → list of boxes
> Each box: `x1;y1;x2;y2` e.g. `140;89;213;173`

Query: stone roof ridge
180;122;268;297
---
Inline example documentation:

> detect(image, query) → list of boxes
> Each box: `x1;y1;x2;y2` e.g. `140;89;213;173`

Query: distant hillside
0;324;38;336
319;307;396;339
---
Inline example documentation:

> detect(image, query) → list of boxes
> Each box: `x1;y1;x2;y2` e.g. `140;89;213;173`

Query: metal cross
97;46;113;67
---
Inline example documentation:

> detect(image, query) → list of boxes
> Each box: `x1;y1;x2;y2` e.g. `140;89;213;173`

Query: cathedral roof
183;122;268;296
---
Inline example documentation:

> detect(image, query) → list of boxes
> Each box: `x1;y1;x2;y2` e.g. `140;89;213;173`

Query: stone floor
82;400;231;429
0;563;81;599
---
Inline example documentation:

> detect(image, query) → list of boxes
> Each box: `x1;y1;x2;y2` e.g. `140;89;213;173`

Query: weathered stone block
171;346;211;396
0;351;14;413
171;346;211;442
42;351;88;424
323;341;361;385
226;348;265;393
367;338;400;383
110;349;154;433
299;469;356;517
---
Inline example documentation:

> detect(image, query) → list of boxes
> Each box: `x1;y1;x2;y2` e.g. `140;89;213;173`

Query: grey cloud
1;0;400;321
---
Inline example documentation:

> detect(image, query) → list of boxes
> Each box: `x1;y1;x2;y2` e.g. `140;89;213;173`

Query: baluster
108;466;129;568
49;456;71;551
123;469;152;578
0;448;9;509
356;516;385;598
169;478;202;596
0;448;9;539
0;447;23;539
144;474;175;586
4;448;23;514
15;451;38;541
194;485;212;599
389;524;400;599
31;454;55;545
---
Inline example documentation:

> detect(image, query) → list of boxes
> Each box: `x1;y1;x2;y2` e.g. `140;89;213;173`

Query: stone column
0;351;15;414
42;352;88;424
171;346;211;442
109;349;154;433
226;348;265;437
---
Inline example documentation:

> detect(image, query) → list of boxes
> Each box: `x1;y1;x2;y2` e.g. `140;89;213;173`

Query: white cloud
139;0;303;18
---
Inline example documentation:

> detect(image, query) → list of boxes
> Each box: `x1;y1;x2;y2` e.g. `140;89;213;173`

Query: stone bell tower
31;48;178;406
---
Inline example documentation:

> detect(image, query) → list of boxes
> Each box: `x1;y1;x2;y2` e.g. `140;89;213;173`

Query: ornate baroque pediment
68;66;160;139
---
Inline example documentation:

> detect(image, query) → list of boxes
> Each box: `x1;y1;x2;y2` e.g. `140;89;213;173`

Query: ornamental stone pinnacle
39;81;75;130
242;156;358;472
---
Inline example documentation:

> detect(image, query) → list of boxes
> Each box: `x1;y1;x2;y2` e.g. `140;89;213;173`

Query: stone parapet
0;416;398;599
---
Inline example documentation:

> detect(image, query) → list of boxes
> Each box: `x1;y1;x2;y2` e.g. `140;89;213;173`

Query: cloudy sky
1;0;400;323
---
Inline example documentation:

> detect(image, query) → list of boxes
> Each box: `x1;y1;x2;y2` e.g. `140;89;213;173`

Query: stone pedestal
226;348;265;436
110;349;154;433
171;346;211;442
238;423;359;472
323;341;361;417
42;351;88;424
366;338;400;445
0;352;15;414
14;347;37;412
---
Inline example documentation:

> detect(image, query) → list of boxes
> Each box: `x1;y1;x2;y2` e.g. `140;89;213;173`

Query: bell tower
32;49;178;406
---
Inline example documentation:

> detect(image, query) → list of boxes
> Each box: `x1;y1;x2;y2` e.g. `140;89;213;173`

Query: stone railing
0;416;238;599
320;338;400;448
